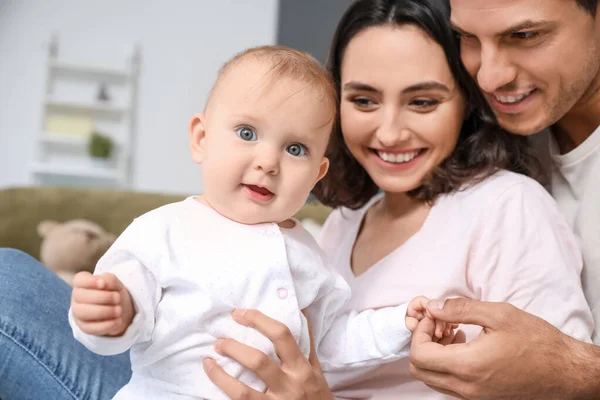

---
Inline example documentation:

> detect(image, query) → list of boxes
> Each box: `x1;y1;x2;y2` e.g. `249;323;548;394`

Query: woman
0;0;592;399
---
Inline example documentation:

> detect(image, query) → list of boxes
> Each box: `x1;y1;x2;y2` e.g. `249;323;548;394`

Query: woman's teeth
376;150;420;163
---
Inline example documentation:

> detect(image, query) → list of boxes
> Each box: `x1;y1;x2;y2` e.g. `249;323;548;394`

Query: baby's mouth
243;184;275;202
245;184;273;196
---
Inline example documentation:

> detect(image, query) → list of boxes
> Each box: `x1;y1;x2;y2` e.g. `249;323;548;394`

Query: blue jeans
0;248;131;400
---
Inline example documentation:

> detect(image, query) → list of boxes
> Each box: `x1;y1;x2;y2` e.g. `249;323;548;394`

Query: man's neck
554;77;600;154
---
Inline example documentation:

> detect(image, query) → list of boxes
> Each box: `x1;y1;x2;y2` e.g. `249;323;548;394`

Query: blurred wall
276;0;349;63
0;0;278;194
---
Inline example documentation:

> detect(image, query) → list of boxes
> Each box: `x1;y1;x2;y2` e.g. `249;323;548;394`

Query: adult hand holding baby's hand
406;296;458;340
71;271;135;337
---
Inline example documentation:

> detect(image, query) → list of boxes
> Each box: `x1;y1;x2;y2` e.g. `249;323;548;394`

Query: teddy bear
37;219;117;286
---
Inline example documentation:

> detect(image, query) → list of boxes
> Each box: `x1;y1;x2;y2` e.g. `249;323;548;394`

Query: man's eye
286;143;307;157
236;126;257;141
456;32;476;41
512;31;538;40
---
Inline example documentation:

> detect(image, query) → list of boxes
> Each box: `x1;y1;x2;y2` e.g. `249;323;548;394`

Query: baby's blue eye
287;143;306;157
237;127;257;141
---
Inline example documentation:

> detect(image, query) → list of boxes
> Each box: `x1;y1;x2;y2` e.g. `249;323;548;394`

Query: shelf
50;60;130;84
33;35;139;189
40;133;88;146
31;161;119;181
45;98;128;120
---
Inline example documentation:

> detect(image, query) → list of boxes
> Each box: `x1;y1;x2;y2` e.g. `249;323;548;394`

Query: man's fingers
232;309;305;366
453;329;466;344
427;298;504;330
203;358;265;400
410;317;467;373
425;384;468;400
213;338;285;392
72;288;121;305
409;363;468;398
71;303;121;321
410;316;435;347
437;328;466;346
434;319;446;339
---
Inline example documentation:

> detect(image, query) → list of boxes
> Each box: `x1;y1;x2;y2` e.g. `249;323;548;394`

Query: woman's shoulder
322;194;381;230
318;193;382;248
449;170;553;209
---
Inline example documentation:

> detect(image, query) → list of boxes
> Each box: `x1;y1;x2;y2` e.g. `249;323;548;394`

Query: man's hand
71;271;135;337
409;298;594;400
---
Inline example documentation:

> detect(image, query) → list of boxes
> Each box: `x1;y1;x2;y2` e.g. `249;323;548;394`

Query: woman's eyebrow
343;81;380;93
343;80;449;94
402;81;449;94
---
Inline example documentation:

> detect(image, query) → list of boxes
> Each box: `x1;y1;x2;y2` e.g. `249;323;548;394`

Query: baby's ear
189;113;207;164
315;157;330;184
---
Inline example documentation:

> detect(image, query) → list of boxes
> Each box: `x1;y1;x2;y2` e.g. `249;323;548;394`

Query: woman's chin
371;178;423;195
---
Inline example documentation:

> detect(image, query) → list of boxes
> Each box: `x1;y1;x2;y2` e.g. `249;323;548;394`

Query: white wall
0;0;279;194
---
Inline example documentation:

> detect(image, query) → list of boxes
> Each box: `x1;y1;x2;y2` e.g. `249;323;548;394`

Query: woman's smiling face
340;25;466;194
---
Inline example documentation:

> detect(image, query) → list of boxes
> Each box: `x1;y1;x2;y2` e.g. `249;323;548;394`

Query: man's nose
477;45;518;94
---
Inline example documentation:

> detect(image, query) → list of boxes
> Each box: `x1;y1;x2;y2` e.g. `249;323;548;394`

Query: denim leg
0;248;131;400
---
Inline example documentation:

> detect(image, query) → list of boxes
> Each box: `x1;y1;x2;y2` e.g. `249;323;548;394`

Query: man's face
450;0;600;135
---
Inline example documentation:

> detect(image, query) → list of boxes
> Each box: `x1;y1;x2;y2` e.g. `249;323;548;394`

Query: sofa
0;186;333;261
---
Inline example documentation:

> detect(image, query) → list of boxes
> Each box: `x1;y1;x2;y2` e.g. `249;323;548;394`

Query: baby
69;46;450;400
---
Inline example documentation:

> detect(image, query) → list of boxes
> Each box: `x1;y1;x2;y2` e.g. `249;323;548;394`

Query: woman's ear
189;113;207;164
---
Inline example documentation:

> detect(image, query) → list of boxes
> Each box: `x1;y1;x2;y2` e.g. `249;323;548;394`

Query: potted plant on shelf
88;132;114;165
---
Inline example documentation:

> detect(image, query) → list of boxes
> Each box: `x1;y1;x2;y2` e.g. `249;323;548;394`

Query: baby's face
192;60;333;224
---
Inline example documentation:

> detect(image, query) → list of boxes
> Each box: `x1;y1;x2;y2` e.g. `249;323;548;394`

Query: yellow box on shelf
45;114;93;137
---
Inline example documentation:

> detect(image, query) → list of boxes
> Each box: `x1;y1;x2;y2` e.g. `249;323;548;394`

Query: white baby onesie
69;197;411;400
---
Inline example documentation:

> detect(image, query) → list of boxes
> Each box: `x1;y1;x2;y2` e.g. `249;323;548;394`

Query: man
410;0;600;398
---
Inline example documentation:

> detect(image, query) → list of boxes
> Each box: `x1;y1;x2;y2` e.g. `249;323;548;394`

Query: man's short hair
576;0;598;15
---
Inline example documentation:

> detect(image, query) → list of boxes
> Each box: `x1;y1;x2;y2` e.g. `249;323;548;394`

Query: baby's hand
405;296;457;340
71;271;135;337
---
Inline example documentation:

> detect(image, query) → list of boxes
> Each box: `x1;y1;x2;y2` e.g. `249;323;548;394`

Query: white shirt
549;125;600;343
319;171;593;399
69;197;411;400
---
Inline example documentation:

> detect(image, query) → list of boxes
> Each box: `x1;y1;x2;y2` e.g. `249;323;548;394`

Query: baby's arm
68;220;161;356
309;276;452;372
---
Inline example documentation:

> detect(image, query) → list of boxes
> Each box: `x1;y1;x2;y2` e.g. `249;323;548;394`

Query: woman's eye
236;126;257;141
286;143;307;157
411;99;439;109
352;97;376;108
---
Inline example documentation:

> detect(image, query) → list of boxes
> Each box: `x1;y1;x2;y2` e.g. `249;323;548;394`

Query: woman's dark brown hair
313;0;543;210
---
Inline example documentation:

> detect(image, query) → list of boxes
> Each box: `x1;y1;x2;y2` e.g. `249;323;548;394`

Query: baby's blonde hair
206;45;337;123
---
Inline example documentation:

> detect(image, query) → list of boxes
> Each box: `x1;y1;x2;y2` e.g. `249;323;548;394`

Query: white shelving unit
31;34;141;188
